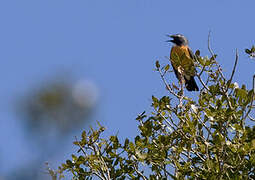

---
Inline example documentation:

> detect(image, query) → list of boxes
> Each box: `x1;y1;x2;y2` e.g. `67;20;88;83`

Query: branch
134;163;148;180
159;164;173;178
166;111;178;128
193;111;212;137
227;49;239;91
159;112;176;131
45;162;57;180
190;148;206;162
208;31;226;81
243;75;255;121
248;115;255;121
179;71;185;107
75;136;88;156
254;74;255;94
196;73;209;91
207;31;214;59
74;137;106;180
92;142;111;180
198;63;206;77
158;66;182;99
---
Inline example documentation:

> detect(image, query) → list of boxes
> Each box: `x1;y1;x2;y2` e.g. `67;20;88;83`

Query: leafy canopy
49;41;255;180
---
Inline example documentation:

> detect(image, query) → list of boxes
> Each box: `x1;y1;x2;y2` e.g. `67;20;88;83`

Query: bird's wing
172;47;195;79
188;47;195;60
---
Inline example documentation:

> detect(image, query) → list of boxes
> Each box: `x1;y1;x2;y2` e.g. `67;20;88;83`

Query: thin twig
222;89;233;109
158;66;182;99
167;112;178;128
75;136;88;156
161;164;169;178
179;72;185;107
208;31;226;81
254;74;255;94
243;75;255;121
159;112;176;131
193;111;212;137
93;142;111;180
196;73;209;91
190;148;206;162
248;115;255;121
207;31;214;59
134;163;148;180
198;63;207;77
74;137;106;180
227;49;239;91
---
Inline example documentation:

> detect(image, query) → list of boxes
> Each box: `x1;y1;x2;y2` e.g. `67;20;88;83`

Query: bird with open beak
167;34;199;91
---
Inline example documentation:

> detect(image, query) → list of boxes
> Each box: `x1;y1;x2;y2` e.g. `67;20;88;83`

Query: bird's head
167;34;189;46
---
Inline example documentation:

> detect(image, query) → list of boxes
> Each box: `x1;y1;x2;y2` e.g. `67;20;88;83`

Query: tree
12;75;98;180
50;36;255;179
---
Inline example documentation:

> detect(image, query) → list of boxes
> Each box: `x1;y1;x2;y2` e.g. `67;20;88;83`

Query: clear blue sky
1;0;255;177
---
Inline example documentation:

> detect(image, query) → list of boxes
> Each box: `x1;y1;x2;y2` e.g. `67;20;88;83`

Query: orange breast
170;45;191;60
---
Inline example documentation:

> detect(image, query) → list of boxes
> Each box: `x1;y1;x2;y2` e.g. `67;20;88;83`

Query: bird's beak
166;34;174;38
170;35;178;39
166;34;175;43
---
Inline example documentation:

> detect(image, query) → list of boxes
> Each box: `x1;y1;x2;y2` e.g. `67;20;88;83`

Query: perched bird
167;34;199;91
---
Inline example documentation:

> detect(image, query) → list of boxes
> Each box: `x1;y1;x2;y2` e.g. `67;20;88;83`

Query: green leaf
82;131;87;139
164;64;170;71
66;160;73;167
205;59;212;66
71;154;77;161
152;95;159;109
156;60;160;69
245;49;251;54
124;138;129;149
195;50;200;56
210;54;217;60
152;96;158;102
251;45;255;52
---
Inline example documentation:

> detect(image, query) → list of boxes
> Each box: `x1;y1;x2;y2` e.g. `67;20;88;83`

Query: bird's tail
185;76;199;91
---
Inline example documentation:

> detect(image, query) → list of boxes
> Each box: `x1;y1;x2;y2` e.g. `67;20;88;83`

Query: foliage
245;45;255;59
50;44;255;179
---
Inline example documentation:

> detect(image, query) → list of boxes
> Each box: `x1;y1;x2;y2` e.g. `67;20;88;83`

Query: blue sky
1;0;255;177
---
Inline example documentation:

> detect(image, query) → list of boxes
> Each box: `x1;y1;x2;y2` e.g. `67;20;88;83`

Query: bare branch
158;164;173;178
190;148;206;162
207;31;215;59
198;63;206;77
242;75;255;121
193;111;212;137
158;65;182;99
159;112;176;131
227;49;239;90
134;163;148;180
253;74;255;94
196;73;209;91
248;115;255;121
167;112;178;128
208;31;226;81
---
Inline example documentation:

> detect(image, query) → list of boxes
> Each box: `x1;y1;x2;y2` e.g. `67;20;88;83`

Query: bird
167;34;199;91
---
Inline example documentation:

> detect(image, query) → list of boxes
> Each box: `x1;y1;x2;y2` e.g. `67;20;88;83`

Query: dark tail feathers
185;76;199;91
